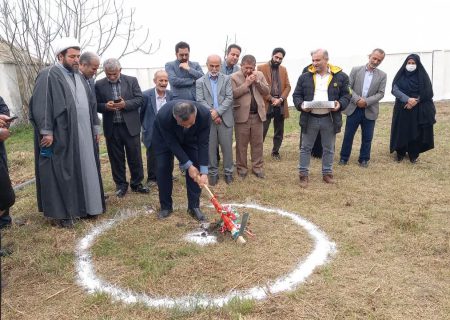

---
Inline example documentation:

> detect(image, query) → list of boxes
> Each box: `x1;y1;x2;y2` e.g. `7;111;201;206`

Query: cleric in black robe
29;37;105;228
390;54;436;163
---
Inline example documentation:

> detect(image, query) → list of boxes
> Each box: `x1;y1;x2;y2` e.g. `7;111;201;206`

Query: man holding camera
96;58;148;198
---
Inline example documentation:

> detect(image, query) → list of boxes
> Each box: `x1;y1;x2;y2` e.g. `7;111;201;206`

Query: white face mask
406;64;417;72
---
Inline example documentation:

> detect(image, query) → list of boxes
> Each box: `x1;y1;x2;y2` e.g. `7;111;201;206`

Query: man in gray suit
141;70;173;185
196;55;234;185
165;41;204;101
339;48;387;167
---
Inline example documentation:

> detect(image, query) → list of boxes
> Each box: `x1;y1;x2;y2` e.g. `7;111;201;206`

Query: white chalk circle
184;230;218;246
75;204;337;309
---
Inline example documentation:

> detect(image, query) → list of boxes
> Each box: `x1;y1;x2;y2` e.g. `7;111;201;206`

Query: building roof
0;40;41;65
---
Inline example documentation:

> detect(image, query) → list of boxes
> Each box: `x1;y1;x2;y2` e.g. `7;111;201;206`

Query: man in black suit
152;100;210;221
96;58;148;197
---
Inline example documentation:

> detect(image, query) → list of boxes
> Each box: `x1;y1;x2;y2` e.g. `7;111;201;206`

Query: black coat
152;100;210;169
292;65;351;133
96;74;144;138
0;96;14;211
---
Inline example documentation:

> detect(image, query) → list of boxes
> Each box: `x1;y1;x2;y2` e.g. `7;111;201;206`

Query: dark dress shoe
116;188;127;198
409;153;419;163
131;184;150;194
224;175;233;184
58;219;74;228
208;175;218;186
238;172;247;179
359;160;369;168
187;208;207;222
271;152;281;160
158;209;173;219
339;159;348;165
252;171;265;179
80;214;98;220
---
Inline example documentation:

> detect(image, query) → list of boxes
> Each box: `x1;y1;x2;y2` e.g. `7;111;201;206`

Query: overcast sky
116;0;449;68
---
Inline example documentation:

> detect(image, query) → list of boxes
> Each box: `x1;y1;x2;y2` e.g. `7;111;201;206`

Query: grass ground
1;102;449;319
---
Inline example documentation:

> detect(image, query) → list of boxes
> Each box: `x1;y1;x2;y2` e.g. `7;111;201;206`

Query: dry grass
1;102;449;319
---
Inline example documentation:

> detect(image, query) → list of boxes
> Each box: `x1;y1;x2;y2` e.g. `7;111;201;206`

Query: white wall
0;63;23;119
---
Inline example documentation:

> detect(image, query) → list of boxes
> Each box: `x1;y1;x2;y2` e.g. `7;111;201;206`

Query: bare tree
0;0;159;117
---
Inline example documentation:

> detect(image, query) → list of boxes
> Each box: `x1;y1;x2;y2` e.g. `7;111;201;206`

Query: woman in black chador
390;54;436;163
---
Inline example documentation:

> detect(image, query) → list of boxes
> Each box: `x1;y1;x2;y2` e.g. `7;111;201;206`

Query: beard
63;60;78;72
271;59;281;67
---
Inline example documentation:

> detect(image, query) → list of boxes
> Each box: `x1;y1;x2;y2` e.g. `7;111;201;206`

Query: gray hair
241;54;256;65
311;49;329;60
103;58;121;71
371;48;385;56
80;52;100;65
173;102;196;121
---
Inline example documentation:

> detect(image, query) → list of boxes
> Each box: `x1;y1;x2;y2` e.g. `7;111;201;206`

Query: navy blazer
95;74;144;138
152;100;210;169
140;88;173;148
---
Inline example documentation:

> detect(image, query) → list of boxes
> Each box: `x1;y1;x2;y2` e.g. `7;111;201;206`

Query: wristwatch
279;97;284;103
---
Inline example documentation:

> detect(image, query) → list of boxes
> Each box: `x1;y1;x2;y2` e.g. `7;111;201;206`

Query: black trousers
146;146;157;181
263;106;285;154
146;146;175;181
0;152;13;228
106;123;144;190
156;146;200;210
